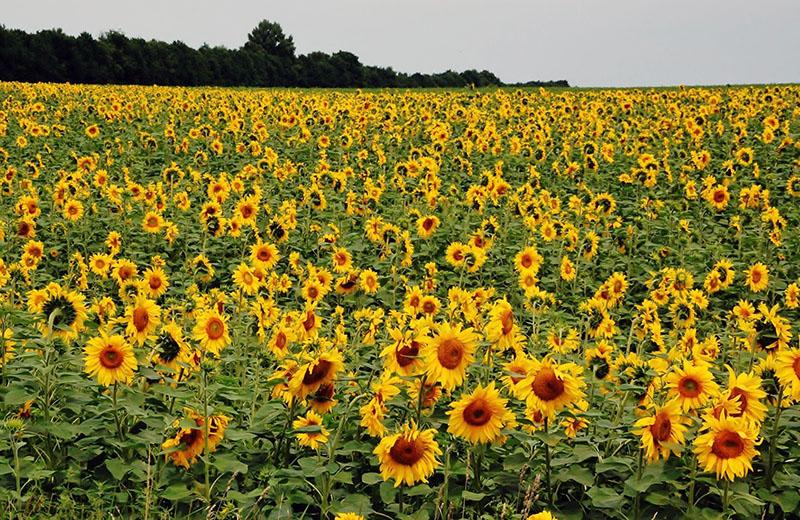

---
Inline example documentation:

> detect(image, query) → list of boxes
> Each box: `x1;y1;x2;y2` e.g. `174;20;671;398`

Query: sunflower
192;308;231;356
723;368;768;425
150;322;192;372
374;422;441;487
34;284;88;342
775;348;800;400
334;514;365;520
514;358;586;420
416;215;440;239
527;512;557;520
745;262;769;292
560;256;576;281
289;348;344;399
293;410;330;450
125;295;161;345
447;383;515;444
693;414;760;481
705;184;729;211
89;253;113;277
382;324;428;376
142;267;169;299
331;246;352;273
162;409;230;469
665;362;719;411
633;399;689;462
267;326;293;359
63;199;84;221
233;262;261;295
485;298;522;351
422;322;479;391
84;333;138;386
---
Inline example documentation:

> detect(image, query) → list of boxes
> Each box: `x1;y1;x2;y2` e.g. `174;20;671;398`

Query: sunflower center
463;398;492;426
100;346;125;369
532;367;565;401
677;376;701;398
650;412;672;442
396;341;420;367
713;190;725;203
389;437;425;466
149;277;162;290
133;307;150;332
711;429;745;459
275;332;287;350
303;360;332;385
205;317;225;340
437;338;465;369
423;218;434;231
751;270;762;283
793;357;800;379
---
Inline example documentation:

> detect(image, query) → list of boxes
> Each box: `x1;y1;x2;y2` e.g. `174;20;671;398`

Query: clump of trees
0;20;569;88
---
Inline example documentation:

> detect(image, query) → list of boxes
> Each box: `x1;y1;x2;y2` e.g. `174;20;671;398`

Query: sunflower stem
112;382;124;441
722;479;730;514
202;369;211;503
687;453;698;514
544;417;553;507
632;447;643;520
766;385;784;489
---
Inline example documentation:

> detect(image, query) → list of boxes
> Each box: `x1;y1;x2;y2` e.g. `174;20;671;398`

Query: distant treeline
0;21;569;89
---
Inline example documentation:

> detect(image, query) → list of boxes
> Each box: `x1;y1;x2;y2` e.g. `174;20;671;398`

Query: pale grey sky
4;0;799;87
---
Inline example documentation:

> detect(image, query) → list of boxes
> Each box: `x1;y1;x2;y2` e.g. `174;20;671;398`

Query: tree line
0;20;569;89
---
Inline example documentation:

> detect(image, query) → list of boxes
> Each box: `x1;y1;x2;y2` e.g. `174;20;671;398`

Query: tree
243;20;295;59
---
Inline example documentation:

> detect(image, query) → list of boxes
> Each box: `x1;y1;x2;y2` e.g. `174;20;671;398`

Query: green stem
633;448;643;520
766;386;784;488
202;370;211;503
722;479;730;514
112;382;124;441
544;418;553;507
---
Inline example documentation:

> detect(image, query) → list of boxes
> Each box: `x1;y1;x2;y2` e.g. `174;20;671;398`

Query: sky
3;0;799;87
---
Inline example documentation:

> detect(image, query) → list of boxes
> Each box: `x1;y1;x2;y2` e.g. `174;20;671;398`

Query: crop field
0;82;799;519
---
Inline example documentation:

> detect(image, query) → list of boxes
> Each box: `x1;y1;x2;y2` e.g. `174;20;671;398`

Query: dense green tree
0;21;568;88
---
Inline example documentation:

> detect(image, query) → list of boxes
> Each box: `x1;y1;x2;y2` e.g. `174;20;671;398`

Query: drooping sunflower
33;283;88;343
422;322;480;391
289;348;344;399
125;295;161;345
693;414;760;481
84;333;138;387
192;308;231;356
447;382;515;444
374;422;441;487
664;362;719;411
633;399;689;462
293;410;330;450
514;358;586;420
162;409;229;469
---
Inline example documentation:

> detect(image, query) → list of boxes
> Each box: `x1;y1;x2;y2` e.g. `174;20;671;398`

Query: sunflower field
0;82;800;520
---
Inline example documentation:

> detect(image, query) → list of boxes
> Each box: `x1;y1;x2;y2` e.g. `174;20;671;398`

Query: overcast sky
4;0;799;87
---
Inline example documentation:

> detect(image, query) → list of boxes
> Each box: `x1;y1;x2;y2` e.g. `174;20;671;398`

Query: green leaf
380;481;397;503
362;472;382;485
587;486;624;509
161;483;193;501
105;458;128;480
462;491;486;501
212;453;248;474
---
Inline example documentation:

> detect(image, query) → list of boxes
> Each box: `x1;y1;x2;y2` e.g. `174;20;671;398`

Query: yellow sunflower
447;382;515;444
723;368;768;425
374;422;441;487
514;358;586;420
289;348;344;399
745;262;769;292
775;348;800;400
125;295;161;345
84;333;138;386
293;410;330;450
633;399;689;462
693;414;760;481
664;362;719;411
485;298;523;351
422;322;480;391
192;308;231;356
